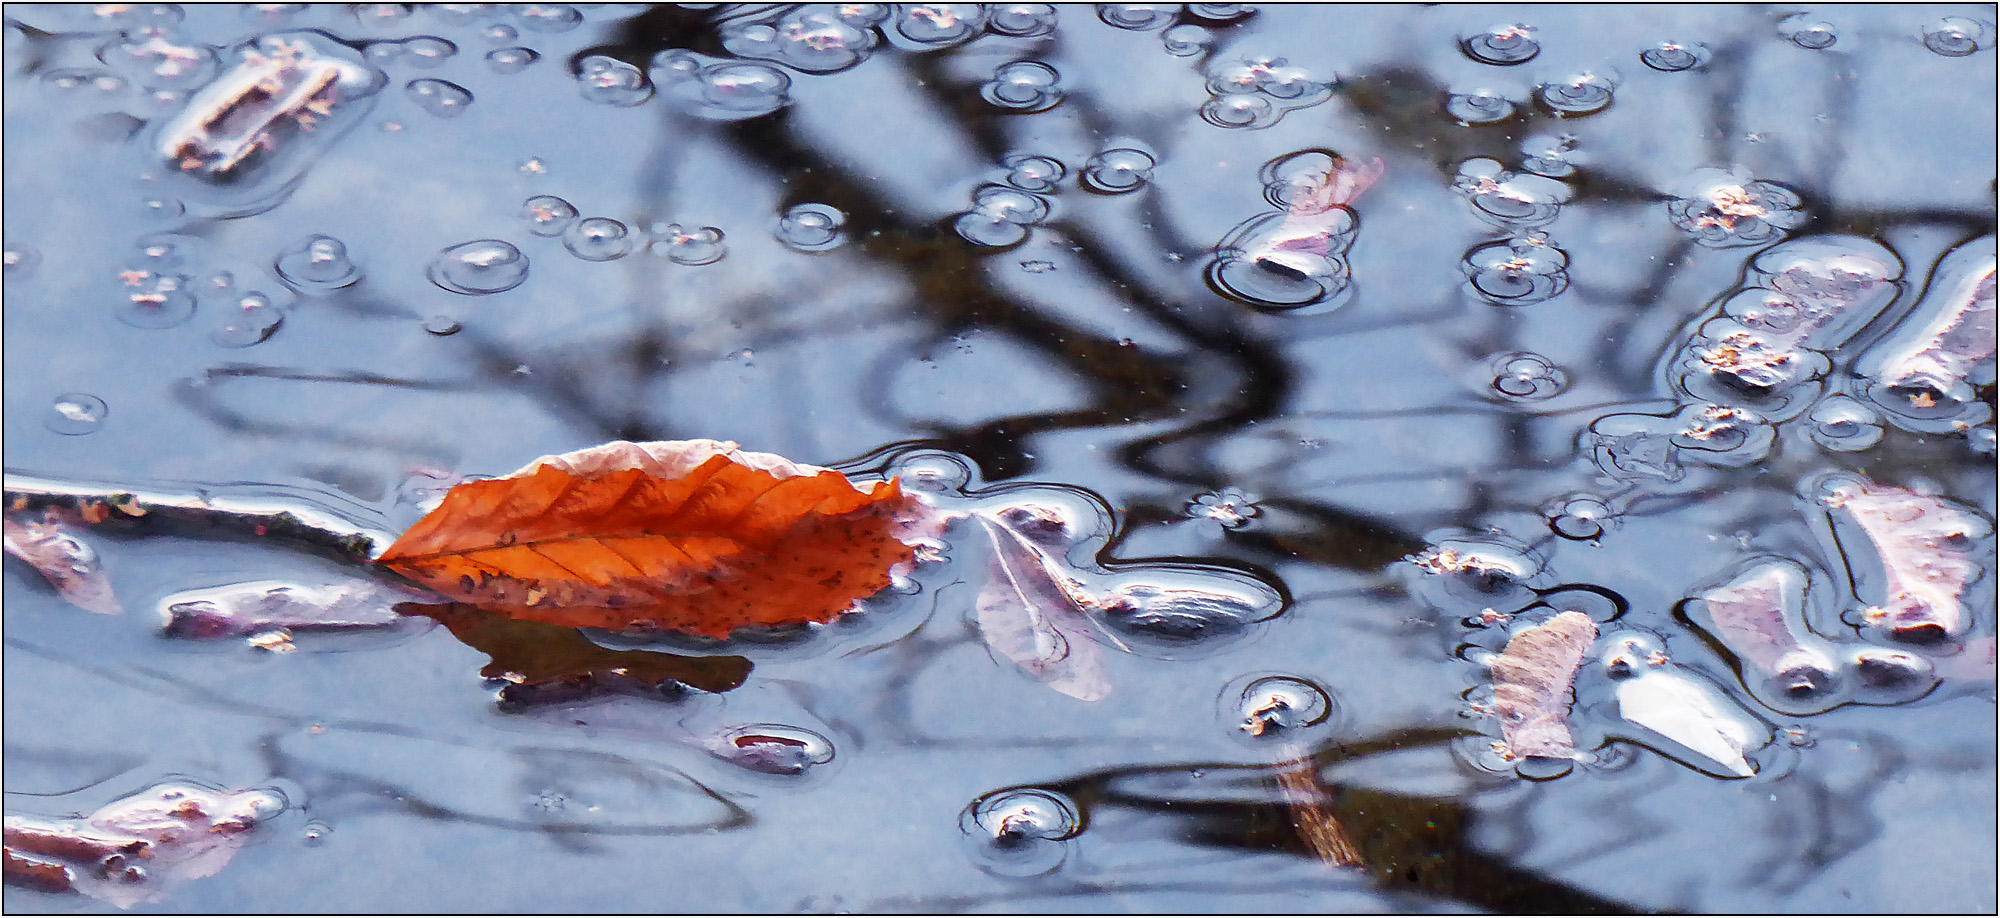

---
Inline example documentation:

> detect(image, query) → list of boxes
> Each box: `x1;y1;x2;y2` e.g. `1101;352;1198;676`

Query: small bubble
406;78;472;118
647;224;726;265
960;788;1079;877
4;243;40;277
1231;675;1333;738
422;315;463;336
1097;4;1178;30
521;195;578;236
210;292;284;347
1780;15;1838;50
651;50;793;120
709;725;836;776
402;36;456;67
1536;72;1615;115
1446;89;1517;124
955;185;1049;247
117;275;198;328
1162;24;1213;57
1080;148;1155;194
1923;17;1996;56
987;3;1059;37
981;60;1062;112
486;46;539;73
482;23;519;43
1806;395;1884;452
564;217;634;262
1488;351;1568;400
515;3;582;33
45;394;109;435
894;4;986;48
1641;40;1711;71
1461;23;1540;65
274;234;362;292
429;239;530;294
1001;154;1065;192
1018;260;1056;274
577;54;651;106
775;203;847;252
1546;494;1611;540
302;821;331;846
1186;487;1259;528
1464;233;1570;305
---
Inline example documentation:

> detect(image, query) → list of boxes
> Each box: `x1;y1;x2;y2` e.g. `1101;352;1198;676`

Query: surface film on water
1;5;1993;915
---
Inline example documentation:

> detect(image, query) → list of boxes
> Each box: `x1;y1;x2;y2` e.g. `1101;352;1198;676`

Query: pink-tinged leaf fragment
3;515;121;615
1487;611;1597;760
3;781;284;908
1698;561;1838;696
1827;480;1988;641
157;579;408;639
1865;240;1996;405
973;507;1120;702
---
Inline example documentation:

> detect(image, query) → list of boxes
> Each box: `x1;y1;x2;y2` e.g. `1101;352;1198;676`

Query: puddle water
3;4;1994;913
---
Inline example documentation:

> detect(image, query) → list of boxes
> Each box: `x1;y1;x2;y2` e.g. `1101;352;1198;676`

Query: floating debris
3;514;121;615
1820;476;1989;642
1687;560;1842;709
974;506;1120;701
1857;235;1996;430
157;579;405;639
3;781;286;907
1486;611;1597;766
1602;634;1769;778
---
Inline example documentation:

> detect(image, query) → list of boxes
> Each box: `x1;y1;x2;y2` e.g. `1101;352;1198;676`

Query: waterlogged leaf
2;781;284;908
412;603;753;703
1826;478;1988;640
974;508;1122;702
1487;611;1596;761
379;439;928;639
2;514;121;615
1603;637;1767;778
158;579;406;639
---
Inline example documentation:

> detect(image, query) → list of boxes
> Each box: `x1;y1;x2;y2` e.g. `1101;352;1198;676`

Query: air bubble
274;234;362;292
708;725;835;776
1186;487;1259;528
302;821;331;846
775;203;846;252
577;55;651;107
564;217;634;262
960;788;1079;877
1202;56;1334;129
1546;494;1611;540
1094;578;1278;647
1080;148;1155;194
1229;675;1334;739
422;315;462;336
1519;133;1580;177
210;292;283;347
1143;23;1206;57
651;50;792;120
988;4;1058;37
97;31;219;91
719;7;880;74
1098;4;1178;30
1187;4;1253;21
5;243;41;277
521;194;578;236
954;185;1049;247
46;394;109;435
981;60;1062;112
1806;395;1884;452
1461;24;1540;65
1923;17;1996;56
486;47;539;74
1446;89;1516;124
429;240;529;294
1489;351;1568;400
1453;159;1569;227
401;36;456;67
647;224;726;265
405;78;471;117
1780;15;1837;50
1641;40;1710;71
1536;72;1615;115
482;23;519;43
515;4;582;33
894;4;986;48
1463;233;1570;305
1002;154;1065;192
118;274;198;328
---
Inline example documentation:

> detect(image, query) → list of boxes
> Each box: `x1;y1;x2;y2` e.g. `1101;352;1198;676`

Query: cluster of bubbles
1460;23;1540;65
651;50;791;121
1778;13;1839;50
1207;150;1375;312
1184;487;1260;529
1485;351;1569;401
719;5;883;74
363;35;457;68
1667;166;1807;248
1200;56;1335;129
1922;16;1998;56
647;224;728;266
1451;159;1572;306
980;60;1062;112
1640;40;1711;72
406;77;473;117
1586;403;1776;482
954;184;1051;247
576;55;651;107
951;152;1085;247
774;203;847;252
97;26;219;91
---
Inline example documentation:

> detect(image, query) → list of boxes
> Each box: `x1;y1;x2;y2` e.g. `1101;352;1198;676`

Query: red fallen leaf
3;514;121;615
378;440;930;638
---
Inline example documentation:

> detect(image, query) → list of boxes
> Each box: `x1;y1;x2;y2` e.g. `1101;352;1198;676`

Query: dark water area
2;3;1995;913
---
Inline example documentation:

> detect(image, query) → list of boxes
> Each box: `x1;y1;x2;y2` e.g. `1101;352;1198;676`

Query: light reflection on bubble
1079;148;1155;194
775;203;846;252
46;393;110;435
429;239;530;294
521;195;578;236
648;224;726;265
564;217;634;262
1641;40;1710;71
576;55;651;107
959;788;1079;877
1461;23;1540;65
486;47;539;74
406;77;472;117
274;234;362;292
210;292;284;347
980;60;1062;112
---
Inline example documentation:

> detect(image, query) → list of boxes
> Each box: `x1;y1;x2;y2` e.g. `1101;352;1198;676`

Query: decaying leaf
157;579;407;639
379;440;929;639
1486;611;1597;761
1695;561;1839;697
2;781;284;908
973;507;1123;702
3;514;121;615
1602;636;1767;778
1826;479;1988;641
413;603;753;705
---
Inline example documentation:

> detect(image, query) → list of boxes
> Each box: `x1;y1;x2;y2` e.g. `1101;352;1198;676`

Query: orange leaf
377;440;926;638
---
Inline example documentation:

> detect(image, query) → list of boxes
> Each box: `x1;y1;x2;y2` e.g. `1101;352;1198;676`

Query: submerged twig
3;474;388;564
